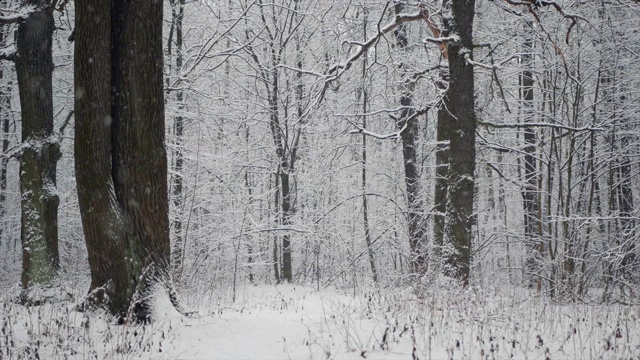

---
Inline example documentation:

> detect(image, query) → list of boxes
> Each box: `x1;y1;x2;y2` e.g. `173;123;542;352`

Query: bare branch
498;0;588;44
326;10;425;76
0;12;26;25
59;110;74;135
0;52;16;62
347;104;435;140
315;9;429;104
0;3;38;24
348;122;408;140
478;120;604;132
424;35;458;44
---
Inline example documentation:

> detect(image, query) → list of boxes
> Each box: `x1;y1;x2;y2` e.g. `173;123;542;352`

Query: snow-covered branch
424;35;458;44
326;11;425;77
465;54;519;70
478;120;604;132
0;4;36;24
348;122;409;140
496;0;588;44
347;104;435;140
315;9;430;104
0;46;16;61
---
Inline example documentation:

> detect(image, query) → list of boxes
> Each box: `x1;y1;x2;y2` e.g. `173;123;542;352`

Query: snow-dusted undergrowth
1;282;639;359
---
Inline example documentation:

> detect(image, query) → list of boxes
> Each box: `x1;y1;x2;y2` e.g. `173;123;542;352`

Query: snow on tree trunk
16;0;60;290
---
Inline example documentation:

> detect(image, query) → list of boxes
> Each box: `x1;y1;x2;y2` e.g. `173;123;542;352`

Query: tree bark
75;0;170;322
433;19;451;271
272;171;281;283
394;3;428;276
441;0;476;287
280;165;293;282
16;0;60;289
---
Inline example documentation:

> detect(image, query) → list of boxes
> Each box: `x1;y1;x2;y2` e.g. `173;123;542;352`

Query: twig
59;110;74;135
478;120;604;132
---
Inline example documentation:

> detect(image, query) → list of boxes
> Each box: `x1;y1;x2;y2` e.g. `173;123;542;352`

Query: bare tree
242;0;315;283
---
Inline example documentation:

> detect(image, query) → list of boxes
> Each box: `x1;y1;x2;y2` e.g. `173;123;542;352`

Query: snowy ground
2;283;640;359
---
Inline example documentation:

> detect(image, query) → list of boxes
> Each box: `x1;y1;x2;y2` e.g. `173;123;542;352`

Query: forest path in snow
2;283;640;359
155;284;398;359
151;284;640;360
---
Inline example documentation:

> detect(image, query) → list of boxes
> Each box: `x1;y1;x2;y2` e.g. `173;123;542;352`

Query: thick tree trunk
16;0;60;289
75;0;170;322
111;0;170;320
394;3;428;276
75;0;129;314
441;0;476;287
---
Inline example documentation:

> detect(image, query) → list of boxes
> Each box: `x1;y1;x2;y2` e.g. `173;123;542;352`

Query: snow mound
151;287;184;322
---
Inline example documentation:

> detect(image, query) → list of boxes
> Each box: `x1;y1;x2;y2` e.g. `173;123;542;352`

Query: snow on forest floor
1;283;640;359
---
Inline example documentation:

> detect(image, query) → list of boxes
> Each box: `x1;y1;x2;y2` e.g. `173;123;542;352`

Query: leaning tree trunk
440;0;476;287
75;0;171;322
394;3;428;276
16;0;60;290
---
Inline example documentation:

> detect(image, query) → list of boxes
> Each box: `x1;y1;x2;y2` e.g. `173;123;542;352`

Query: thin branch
479;120;604;132
349;121;408;140
336;106;414;118
325;11;425;76
486;162;524;189
0;52;16;62
419;4;448;58
257;227;310;234
0;12;28;25
347;104;434;140
315;9;429;104
59;110;74;135
499;0;588;44
465;54;519;70
424;35;458;44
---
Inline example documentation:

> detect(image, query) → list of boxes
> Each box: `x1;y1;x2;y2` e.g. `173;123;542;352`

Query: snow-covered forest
1;0;640;358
